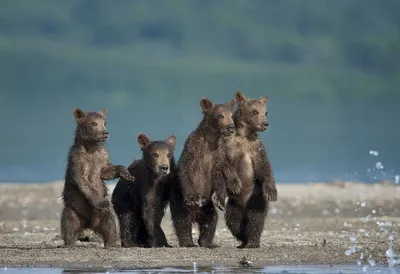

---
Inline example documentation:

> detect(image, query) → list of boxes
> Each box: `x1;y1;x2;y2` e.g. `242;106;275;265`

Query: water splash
367;255;376;267
361;202;366;207
369;150;379;156
376;162;384;170
386;234;398;269
345;246;356;256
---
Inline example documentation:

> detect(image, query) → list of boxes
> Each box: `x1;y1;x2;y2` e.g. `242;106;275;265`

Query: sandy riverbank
0;181;399;269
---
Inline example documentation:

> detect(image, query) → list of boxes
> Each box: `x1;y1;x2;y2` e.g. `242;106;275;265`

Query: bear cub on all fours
223;91;278;249
112;133;177;248
61;108;134;248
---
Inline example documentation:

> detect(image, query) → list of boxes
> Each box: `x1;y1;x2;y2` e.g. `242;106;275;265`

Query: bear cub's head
137;133;176;176
200;97;236;136
73;108;109;143
235;91;269;132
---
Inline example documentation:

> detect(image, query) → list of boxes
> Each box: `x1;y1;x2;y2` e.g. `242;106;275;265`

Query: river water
2;265;400;274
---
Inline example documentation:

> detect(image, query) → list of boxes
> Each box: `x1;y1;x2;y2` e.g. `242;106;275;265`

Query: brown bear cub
223;91;278;248
112;133;177;248
61;108;135;248
169;97;241;248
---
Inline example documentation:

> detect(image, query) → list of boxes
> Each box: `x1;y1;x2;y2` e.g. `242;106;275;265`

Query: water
0;96;399;184
1;265;400;274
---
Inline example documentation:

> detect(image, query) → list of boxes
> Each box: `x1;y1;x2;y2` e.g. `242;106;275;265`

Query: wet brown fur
112;134;177;248
223;91;278;248
169;97;240;248
60;108;135;248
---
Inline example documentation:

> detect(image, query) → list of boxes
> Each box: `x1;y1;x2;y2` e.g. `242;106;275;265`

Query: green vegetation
1;0;399;104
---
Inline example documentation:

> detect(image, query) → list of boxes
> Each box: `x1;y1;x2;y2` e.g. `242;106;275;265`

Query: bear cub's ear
98;108;108;118
227;99;236;110
137;133;151;149
165;135;176;149
200;97;214;113
235;90;247;104
73;108;86;121
259;95;267;104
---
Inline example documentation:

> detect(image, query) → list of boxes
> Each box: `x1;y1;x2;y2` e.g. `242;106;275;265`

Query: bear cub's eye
92;122;97;126
167;153;172;158
253;110;259;115
217;114;224;119
152;152;159;158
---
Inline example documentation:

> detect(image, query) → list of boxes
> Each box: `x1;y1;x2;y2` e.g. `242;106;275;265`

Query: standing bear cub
61;108;135;248
112;133;177;248
169;97;241;248
223;91;278;248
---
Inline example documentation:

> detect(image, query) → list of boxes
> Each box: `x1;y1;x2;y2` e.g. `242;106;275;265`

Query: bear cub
169;97;241;248
223;91;278;249
112;133;177;248
61;108;134;248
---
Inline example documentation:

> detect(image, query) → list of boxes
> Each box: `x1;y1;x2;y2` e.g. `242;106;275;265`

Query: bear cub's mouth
221;129;235;136
98;135;109;141
158;170;170;176
156;165;170;177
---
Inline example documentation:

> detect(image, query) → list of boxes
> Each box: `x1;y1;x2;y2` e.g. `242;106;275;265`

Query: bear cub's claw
212;192;225;211
117;166;135;182
264;184;278;202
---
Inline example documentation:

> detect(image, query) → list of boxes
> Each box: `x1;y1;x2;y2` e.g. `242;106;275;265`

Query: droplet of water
345;246;356;256
386;234;398;268
350;235;357;243
361;202;366;207
375;162;384;170
362;265;368;272
372;209;376;214
369;150;379;156
271;207;278;214
368;256;376;266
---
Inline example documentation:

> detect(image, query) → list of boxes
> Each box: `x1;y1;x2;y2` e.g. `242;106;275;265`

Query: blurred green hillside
1;0;399;103
0;0;399;183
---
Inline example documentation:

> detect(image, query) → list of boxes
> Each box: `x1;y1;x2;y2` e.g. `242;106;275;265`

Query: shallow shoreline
0;181;399;269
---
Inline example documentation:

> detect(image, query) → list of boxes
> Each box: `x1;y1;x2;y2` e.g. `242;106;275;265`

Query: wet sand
0;181;399;269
